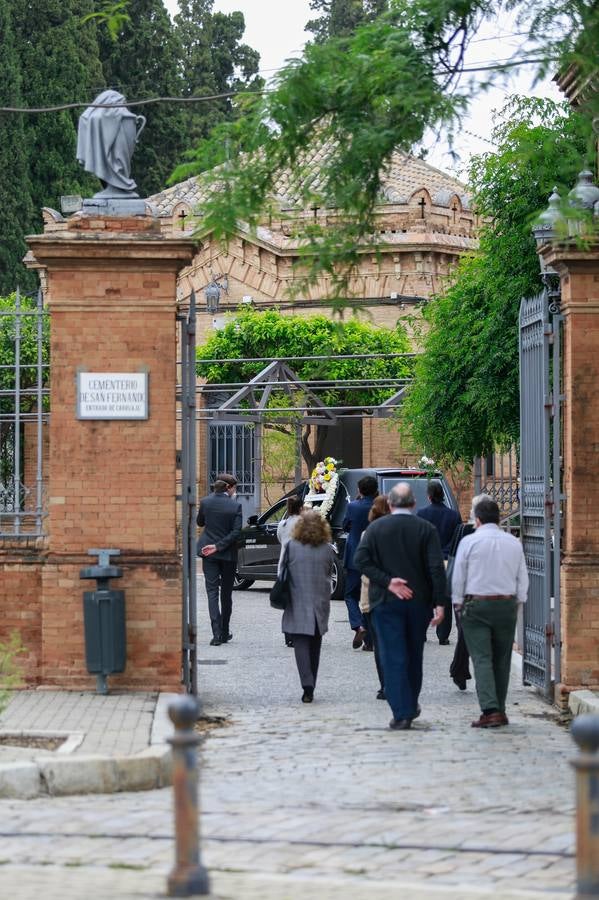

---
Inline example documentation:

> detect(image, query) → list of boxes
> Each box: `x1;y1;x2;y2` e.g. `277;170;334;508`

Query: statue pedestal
81;197;149;217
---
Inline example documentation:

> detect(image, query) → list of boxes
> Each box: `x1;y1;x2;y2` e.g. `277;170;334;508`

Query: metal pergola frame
196;356;412;509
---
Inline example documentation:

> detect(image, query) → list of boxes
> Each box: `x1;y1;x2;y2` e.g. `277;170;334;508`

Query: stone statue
77;90;146;199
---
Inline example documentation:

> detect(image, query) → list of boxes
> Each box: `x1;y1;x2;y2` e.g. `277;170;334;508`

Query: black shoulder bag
270;544;291;610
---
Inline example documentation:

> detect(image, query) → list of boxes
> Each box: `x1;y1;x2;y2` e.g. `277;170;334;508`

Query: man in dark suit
197;473;242;646
354;483;446;730
417;479;461;645
342;475;379;650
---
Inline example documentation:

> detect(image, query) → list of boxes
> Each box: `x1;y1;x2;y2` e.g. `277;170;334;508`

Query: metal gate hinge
545;623;555;639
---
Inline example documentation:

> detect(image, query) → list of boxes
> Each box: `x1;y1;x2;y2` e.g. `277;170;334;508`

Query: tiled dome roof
148;147;469;217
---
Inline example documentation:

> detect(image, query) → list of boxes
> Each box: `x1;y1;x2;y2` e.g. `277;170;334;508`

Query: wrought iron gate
519;288;562;697
178;291;198;694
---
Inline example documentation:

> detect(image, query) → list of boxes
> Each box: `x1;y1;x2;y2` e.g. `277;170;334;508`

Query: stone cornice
26;235;196;271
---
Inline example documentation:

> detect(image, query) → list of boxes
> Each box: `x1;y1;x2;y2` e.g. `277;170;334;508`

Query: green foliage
0;293;50;395
0;292;49;486
197;306;412;406
262;427;297;506
401;97;592;464
83;1;131;40
174;0;263;149
0;1;34;293
12;0;104;224
181;0;597;298
197;307;412;468
307;0;389;42
183;0;487;296
0;632;25;715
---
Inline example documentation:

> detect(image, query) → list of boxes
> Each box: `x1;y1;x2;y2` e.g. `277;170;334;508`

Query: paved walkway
0;581;578;898
0;691;156;757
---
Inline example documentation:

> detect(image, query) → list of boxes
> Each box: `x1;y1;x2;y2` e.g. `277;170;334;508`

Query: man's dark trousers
344;568;365;631
372;598;431;721
203;558;235;639
436;594;453;643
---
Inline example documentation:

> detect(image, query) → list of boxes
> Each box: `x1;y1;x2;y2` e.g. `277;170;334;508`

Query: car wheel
233;574;255;590
330;558;345;601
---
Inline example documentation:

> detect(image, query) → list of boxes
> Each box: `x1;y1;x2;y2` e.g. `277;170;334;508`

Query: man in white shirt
452;496;528;728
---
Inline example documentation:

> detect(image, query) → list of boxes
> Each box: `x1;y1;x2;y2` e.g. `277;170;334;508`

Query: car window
259;500;287;526
380;477;429;508
380;476;453;509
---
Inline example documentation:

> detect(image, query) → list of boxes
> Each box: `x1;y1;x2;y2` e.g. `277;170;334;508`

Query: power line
0;56;558;115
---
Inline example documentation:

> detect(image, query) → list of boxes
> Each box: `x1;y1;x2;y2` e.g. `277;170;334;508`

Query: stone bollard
571;714;599;898
167;696;210;897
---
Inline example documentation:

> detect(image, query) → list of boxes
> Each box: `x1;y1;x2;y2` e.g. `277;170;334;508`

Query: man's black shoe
439;639;450;645
389;718;412;731
352;628;365;649
223;633;233;642
376;689;386;700
453;676;467;691
209;637;222;646
412;705;422;720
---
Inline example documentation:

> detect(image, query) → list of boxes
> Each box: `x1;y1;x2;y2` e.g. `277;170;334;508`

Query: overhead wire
0;54;559;114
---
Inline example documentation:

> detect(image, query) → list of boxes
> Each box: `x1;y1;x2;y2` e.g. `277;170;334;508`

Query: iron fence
0;288;49;539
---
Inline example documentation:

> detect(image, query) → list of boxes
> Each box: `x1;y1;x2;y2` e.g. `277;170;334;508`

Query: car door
237;498;287;577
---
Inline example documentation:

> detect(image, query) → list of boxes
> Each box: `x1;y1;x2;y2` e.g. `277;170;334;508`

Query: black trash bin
80;549;126;694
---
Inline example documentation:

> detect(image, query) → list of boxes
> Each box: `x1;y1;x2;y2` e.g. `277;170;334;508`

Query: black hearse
234;468;458;599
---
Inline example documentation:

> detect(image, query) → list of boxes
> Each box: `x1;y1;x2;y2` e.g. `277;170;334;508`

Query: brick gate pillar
543;243;599;694
27;213;194;689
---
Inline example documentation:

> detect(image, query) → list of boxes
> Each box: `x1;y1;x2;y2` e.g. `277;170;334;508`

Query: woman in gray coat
282;510;335;703
277;495;304;648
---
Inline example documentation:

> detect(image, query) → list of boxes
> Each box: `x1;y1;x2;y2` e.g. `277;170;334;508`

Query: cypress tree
97;0;187;198
175;0;262;146
306;0;389;42
12;0;104;226
0;1;34;291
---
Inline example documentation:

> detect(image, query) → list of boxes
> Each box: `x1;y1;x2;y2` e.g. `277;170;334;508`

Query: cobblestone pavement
0;582;577;899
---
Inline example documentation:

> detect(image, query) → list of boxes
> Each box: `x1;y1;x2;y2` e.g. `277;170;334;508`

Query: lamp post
568;170;599;236
531;187;564;278
204;274;229;314
204;282;220;314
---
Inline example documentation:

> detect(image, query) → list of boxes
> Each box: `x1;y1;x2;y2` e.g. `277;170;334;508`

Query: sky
165;0;564;181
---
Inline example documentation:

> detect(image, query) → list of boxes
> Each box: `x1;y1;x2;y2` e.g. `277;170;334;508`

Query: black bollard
571;714;599;898
167;695;210;897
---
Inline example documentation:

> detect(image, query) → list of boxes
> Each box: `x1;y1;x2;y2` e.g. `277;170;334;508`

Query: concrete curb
0;742;172;799
568;689;599;717
0;691;179;799
150;691;179;745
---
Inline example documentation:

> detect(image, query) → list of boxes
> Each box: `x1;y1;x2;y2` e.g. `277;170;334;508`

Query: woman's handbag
270;545;291;610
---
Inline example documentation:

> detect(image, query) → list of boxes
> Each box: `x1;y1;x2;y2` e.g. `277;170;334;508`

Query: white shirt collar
391;508;414;515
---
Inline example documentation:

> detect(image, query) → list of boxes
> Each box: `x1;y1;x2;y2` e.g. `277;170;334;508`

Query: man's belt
465;594;515;601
